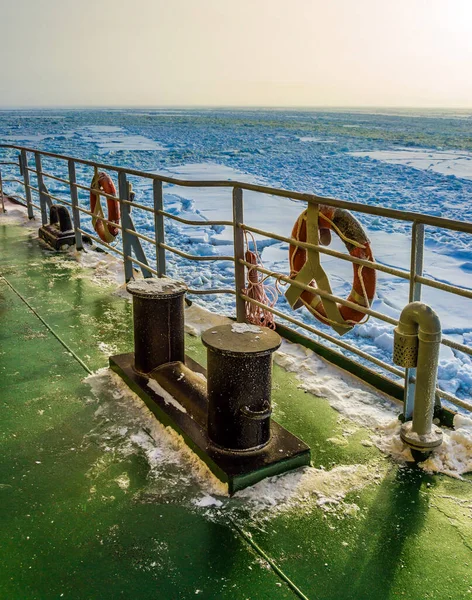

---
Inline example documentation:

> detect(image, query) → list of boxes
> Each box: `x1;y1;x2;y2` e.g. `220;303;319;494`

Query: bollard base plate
109;352;311;495
39;225;75;250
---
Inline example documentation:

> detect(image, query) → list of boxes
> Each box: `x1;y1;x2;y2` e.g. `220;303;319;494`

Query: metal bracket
127;214;154;279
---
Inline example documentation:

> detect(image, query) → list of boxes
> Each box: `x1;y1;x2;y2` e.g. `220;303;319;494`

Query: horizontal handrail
33;189;74;210
76;228;124;256
415;275;472;301
242;223;411;280
436;387;472;412
239;258;399;326
2;143;472;234
2;178;24;185
126;255;157;275
76;205;123;230
241;293;404;378
159;210;233;227
37;171;70;186
74;181;117;201
24;180;472;307
187;287;236;295
6;194;27;203
243;223;472;303
125;228;156;245
123;199;156;214
161;242;234;262
441;336;472;357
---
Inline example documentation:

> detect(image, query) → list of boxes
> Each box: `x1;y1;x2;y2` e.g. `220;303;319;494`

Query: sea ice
351;148;472;180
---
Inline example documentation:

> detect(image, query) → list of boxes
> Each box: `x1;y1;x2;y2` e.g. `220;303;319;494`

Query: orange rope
243;231;278;329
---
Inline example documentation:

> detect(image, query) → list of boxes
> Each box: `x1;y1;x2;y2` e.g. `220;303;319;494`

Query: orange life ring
289;206;376;326
90;171;120;243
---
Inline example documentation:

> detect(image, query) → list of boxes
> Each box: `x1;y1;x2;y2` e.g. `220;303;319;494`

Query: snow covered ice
350;148;472;181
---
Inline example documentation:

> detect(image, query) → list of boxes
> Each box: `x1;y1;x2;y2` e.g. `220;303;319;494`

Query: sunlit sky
1;0;471;108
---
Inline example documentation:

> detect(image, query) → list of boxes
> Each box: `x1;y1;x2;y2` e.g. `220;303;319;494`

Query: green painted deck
1;213;472;600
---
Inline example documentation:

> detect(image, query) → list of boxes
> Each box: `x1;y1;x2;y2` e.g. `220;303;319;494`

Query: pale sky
1;0;471;108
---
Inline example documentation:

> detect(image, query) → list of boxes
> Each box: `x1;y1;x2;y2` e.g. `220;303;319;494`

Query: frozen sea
1;107;472;403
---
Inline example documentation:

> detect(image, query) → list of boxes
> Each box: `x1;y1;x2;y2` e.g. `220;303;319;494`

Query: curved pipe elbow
397;301;441;342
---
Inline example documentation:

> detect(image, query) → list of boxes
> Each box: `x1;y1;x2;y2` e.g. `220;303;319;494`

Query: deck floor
1;211;471;599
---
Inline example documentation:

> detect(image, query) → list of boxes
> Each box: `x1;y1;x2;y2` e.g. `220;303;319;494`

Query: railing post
404;221;425;419
68;159;83;250
153;179;166;277
34;153;48;226
0;167;4;214
21;150;34;219
233;186;246;322
118;171;134;282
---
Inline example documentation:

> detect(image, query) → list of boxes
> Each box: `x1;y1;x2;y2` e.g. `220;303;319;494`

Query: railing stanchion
153;179;166;277
118;171;134;282
233;187;246;322
68;159;83;250
21;150;34;219
34;153;48;226
404;221;425;420
0;167;4;214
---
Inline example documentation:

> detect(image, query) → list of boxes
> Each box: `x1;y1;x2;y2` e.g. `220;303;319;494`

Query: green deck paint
1;218;472;599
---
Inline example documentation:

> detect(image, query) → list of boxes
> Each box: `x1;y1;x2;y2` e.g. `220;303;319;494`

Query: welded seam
229;518;312;600
0;274;92;375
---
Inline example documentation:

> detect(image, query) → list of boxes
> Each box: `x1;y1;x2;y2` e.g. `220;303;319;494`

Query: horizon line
0;104;471;112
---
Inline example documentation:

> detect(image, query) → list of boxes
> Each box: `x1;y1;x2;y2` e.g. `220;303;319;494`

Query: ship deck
1;208;471;600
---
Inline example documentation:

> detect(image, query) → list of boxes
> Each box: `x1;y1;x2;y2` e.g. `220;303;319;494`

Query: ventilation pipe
393;301;443;457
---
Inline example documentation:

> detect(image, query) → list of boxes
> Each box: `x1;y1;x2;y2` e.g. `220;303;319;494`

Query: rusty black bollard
126;278;187;374
202;323;281;452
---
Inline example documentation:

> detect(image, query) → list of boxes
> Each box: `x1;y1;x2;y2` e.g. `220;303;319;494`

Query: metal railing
1;143;471;419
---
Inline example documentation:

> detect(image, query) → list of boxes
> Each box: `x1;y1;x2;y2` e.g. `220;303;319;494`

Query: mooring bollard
126;278;187;374
202;323;281;452
110;312;310;493
38;204;76;250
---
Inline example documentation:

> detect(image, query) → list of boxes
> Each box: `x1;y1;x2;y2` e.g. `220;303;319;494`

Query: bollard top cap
201;323;281;356
126;277;187;299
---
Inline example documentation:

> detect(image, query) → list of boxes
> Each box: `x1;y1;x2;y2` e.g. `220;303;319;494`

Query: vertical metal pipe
34;153;48;226
68;159;83;250
233;187;246;322
0;168;4;214
413;332;440;436
409;222;424;303
118;171;134;282
21;150;34;219
153;179;166;277
395;302;443;453
404;222;425;419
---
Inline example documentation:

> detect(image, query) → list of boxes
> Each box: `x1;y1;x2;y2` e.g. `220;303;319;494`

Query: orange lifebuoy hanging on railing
90;170;120;243
287;205;376;334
